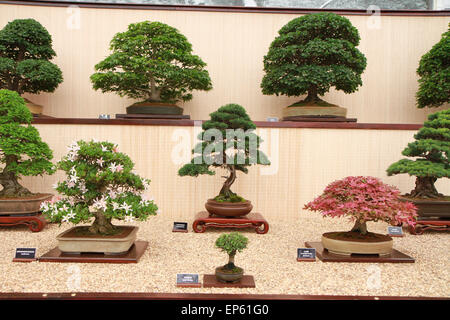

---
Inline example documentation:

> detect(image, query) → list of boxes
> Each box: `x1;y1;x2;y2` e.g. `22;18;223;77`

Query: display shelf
193;211;269;234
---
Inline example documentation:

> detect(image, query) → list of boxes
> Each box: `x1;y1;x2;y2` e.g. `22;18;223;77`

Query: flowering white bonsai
41;140;158;235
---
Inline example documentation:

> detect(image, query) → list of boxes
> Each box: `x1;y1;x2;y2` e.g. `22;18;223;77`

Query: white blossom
124;214;134;223
92;197;108;211
120;203;132;214
96;157;104;167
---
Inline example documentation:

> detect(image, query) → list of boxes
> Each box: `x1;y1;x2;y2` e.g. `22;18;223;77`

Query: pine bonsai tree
0;19;63;95
178;104;270;202
215;232;248;272
416;26;449;109
40;140;158;235
0;89;54;197
387;109;449;199
261;12;367;107
90;21;212;105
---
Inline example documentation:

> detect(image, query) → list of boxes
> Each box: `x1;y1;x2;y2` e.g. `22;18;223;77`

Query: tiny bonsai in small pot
0;19;63;115
178;104;270;217
304;176;417;256
261;12;367;121
387;109;449;218
0;89;55;215
90;21;212;117
215;232;248;283
40;140;158;254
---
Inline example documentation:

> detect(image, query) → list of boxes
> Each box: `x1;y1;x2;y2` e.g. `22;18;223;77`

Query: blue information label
388;226;403;236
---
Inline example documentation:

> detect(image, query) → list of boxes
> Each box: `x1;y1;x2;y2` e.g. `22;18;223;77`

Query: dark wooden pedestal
282;116;357;122
203;275;255;288
305;242;415;263
408;218;450;235
193;212;269;234
0;213;46;232
39;241;148;264
116;114;190;120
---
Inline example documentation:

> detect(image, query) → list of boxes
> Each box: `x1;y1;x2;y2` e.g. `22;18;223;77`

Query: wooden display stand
282;116;357;122
408;218;450;235
0;213;46;232
202;275;255;288
115;114;190;120
193;211;269;234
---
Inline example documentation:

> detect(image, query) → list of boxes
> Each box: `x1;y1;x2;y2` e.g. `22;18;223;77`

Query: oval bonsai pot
321;231;393;256
0;193;53;215
126;101;183;115
399;196;450;219
282;104;347;119
215;266;244;283
205;199;253;217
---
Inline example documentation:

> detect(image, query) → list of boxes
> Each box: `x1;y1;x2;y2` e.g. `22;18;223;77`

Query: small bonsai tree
261;12;367;106
0;19;63;95
215;232;248;271
387;109;449;199
304;176;417;235
416;26;449;109
178;104;270;202
0;89;54;197
90;21;212;104
40;140;158;235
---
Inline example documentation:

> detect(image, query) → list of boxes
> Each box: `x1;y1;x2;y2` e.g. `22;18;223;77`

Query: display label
297;248;316;261
388;226;404;237
173;222;188;232
15;248;36;260
177;274;199;285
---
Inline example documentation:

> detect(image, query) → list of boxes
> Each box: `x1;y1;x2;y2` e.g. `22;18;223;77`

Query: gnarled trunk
88;211;116;235
219;165;237;198
407;177;443;199
351;220;368;235
224;250;236;270
0;156;31;197
304;86;320;103
149;76;161;102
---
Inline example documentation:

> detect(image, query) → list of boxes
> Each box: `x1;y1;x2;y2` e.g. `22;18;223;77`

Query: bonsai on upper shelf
261;12;367;120
416;26;449;109
90;21;212;116
178;103;270;217
215;232;248;283
0;19;63;114
387;109;449;218
304;176;417;255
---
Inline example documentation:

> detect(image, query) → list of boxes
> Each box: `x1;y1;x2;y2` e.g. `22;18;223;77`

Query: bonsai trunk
0;156;31;197
88;211;117;235
224;250;236;270
219;165;237;198
149;76;162;102
407;176;443;199
351;220;368;235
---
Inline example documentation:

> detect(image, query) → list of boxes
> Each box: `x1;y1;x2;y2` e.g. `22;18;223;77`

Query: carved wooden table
408;218;450;235
193;211;269;234
0;213;47;232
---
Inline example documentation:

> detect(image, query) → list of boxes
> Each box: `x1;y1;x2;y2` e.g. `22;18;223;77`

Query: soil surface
216;266;243;274
323;231;392;243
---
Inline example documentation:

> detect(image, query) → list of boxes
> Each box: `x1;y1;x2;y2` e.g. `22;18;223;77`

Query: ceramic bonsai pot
282;105;347;119
0;193;53;215
215;266;244;283
205;199;253;217
126;101;183;115
57;225;138;255
321;232;393;256
399;196;450;218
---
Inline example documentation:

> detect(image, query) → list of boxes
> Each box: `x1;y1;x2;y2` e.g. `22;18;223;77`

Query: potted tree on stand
261;12;367;122
214;232;248;284
91;21;212;119
0;89;55;231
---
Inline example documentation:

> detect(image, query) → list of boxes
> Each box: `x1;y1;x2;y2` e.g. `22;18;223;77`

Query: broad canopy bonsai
178;104;270;216
261;12;367;120
90;21;212;116
215;232;248;283
0;19;63;114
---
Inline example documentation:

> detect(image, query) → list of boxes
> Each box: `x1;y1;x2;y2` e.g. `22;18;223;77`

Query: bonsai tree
416;26;449;109
387;109;449;199
304;176;417;236
178;104;270;202
261;12;367;108
40;140;158;235
0;19;63;96
0;89;54;197
215;232;248;272
90;21;212;107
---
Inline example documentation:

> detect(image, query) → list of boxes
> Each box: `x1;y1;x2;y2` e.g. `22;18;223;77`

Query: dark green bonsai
90;21;212;104
261;12;367;106
416;26;449;109
178;104;270;202
0;89;54;197
0;19;63;96
387;109;449;199
215;232;248;272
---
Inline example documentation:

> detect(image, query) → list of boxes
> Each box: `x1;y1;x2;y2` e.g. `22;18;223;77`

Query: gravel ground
0;212;448;297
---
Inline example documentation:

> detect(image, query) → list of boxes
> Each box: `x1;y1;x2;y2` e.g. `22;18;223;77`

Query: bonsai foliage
416;26;449;109
0;19;63;95
261;12;367;105
304;176;417;235
387;109;449;198
215;232;248;271
0;89;54;197
90;21;212;103
178;104;270;202
40;140;158;235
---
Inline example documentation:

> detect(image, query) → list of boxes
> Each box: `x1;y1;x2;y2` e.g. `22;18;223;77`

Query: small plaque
13;248;37;262
297;248;316;262
267;117;279;122
176;273;201;287
173;222;188;233
388;226;404;237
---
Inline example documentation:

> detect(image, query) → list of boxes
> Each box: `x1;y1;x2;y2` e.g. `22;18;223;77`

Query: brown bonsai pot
205;199;253;217
321;231;393;256
399;196;450;219
0;193;53;215
215;266;244;283
126;101;183;115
